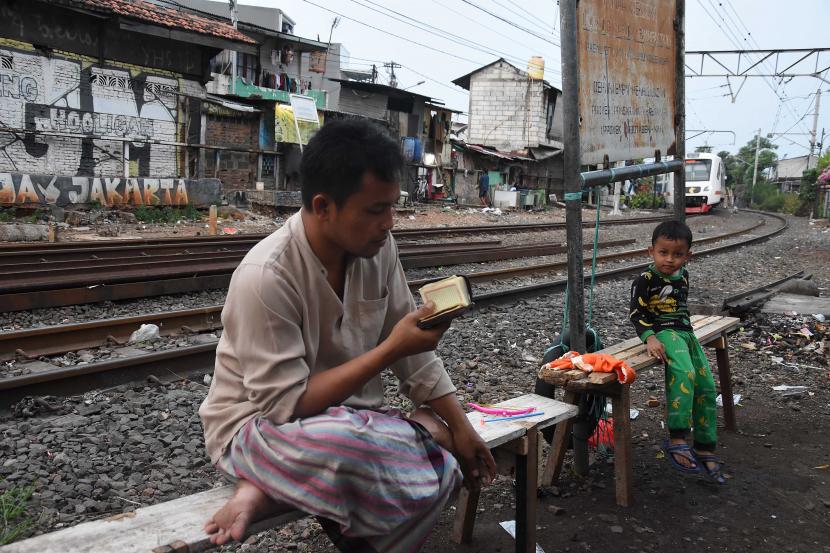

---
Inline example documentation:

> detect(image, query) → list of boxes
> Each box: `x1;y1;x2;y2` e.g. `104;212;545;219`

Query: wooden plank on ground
467;394;578;450
0;486;303;553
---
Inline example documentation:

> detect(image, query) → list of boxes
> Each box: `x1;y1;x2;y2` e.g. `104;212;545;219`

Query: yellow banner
275;105;323;144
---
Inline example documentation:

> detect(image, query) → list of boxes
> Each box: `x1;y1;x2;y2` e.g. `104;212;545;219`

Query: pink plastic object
466;402;536;416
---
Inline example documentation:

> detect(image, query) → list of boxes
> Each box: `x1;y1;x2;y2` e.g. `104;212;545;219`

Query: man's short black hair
300;119;403;210
652;220;693;248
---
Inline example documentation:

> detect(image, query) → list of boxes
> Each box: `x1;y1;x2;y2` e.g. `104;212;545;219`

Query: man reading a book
199;119;496;552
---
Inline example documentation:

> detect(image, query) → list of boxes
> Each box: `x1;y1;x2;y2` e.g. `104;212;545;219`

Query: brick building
451;59;565;204
0;0;254;207
203;102;261;193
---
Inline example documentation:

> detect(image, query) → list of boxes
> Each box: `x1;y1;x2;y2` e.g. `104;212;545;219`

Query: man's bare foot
203;479;277;545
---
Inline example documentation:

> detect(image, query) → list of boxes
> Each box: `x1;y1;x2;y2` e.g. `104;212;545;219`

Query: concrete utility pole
230;0;239;95
810;88;822;169
751;127;761;206
560;0;585;355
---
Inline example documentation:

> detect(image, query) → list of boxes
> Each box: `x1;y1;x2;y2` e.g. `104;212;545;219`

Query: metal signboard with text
577;0;678;165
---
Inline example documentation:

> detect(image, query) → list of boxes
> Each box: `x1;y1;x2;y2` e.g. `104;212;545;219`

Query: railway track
0;238;636;311
0;212;785;409
0;213;673;257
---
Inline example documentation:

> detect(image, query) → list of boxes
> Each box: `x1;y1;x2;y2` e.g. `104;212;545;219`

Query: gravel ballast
1;211;828;552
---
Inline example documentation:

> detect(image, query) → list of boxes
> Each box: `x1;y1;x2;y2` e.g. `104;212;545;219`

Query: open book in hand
416;275;474;329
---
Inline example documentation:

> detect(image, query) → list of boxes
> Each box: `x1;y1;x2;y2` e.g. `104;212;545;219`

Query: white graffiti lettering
0;173;206;206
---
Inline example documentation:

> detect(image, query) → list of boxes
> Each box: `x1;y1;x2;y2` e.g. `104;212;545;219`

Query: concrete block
0;223;49;242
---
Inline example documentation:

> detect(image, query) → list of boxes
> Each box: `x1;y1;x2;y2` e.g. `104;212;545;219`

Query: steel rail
0;240;634;308
0;306;223;360
400;239;634;269
472;212;788;307
0;222;755;361
0;240;503;274
0;239;503;266
407;216;766;288
0;214;674;255
0;342;218;409
0;213;786;409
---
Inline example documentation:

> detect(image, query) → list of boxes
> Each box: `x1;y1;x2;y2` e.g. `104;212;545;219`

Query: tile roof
71;0;255;44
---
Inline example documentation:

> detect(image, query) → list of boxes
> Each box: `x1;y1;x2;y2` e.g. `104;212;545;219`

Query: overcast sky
236;0;828;160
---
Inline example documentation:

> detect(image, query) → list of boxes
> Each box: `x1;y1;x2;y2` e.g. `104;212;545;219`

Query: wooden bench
538;315;740;507
3;394;577;553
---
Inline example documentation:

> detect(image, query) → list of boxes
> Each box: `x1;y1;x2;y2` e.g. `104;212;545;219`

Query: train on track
659;152;727;214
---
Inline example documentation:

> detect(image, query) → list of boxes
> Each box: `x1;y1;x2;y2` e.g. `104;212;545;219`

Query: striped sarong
217;405;462;552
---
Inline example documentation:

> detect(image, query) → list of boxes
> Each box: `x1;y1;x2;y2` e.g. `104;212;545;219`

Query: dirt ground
4;205;828;552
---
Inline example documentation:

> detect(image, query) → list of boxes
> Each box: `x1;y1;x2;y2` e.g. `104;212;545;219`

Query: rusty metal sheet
577;0;677;165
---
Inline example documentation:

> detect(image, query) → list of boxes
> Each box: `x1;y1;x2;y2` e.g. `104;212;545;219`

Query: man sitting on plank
199;119;496;552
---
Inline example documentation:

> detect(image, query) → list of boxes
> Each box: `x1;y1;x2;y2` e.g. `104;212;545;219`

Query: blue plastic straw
483;411;545;423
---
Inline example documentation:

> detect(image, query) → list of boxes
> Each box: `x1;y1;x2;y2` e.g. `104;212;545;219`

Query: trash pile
736;312;828;371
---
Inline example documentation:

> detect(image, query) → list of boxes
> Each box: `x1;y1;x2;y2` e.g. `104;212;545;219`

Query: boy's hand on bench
646;335;667;363
385;302;451;359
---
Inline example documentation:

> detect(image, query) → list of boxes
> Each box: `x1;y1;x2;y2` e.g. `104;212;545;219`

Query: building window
236;52;258;83
262;154;276;177
545;92;557;139
0;55;12;70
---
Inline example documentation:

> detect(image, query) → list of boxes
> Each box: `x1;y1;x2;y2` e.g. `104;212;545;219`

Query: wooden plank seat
538;315;741;507
3;394;577;553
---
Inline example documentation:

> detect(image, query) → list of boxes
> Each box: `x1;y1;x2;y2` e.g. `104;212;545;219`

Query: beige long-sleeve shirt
199;212;456;464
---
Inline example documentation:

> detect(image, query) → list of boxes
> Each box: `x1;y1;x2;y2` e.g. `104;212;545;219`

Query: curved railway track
0;212;786;409
0;217;673;311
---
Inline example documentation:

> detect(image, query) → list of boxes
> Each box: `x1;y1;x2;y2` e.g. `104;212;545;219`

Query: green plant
26;209;43;224
133;204;202;224
0;480;35;545
629;191;664;209
781;193;800;214
0;208;15;223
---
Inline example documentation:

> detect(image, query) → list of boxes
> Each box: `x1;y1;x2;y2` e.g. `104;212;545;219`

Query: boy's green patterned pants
657;329;717;449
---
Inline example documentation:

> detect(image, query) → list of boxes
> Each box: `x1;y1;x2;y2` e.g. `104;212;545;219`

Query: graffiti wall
0;44;185;178
0;173;221;207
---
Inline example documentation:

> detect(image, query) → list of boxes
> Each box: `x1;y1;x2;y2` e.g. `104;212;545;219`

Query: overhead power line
345;0;559;77
299;0;485;65
697;0;815;138
457;0;560;46
487;0;558;37
504;0;556;32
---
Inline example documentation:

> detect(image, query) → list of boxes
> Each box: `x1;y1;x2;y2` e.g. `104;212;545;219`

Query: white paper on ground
771;385;809;392
499;521;545;553
716;393;742;407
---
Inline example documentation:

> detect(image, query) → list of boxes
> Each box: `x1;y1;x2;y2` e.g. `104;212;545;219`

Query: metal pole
561;0;585;354
673;0;686;222
230;0;238;96
810;88;821;169
751;127;761;206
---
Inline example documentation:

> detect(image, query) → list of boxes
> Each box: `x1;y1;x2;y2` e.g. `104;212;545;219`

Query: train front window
685;160;712;181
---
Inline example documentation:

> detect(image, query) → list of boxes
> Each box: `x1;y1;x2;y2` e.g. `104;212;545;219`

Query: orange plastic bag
540;351;636;384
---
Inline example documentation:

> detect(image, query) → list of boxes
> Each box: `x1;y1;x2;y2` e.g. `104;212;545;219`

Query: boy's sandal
662;440;701;474
694;452;727;485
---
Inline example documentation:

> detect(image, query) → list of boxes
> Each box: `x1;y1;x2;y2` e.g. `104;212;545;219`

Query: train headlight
703;186;710;192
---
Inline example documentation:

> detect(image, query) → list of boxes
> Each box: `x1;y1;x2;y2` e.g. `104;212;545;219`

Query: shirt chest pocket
355;288;390;350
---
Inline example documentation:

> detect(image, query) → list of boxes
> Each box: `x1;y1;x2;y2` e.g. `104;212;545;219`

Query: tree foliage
817;148;830;173
716;136;778;205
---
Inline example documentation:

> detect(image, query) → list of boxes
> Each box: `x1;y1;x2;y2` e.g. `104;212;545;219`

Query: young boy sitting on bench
629;221;726;484
198;120;496;552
